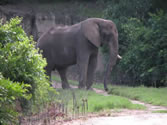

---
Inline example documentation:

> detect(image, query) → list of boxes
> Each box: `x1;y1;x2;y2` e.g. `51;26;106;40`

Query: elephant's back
37;24;82;67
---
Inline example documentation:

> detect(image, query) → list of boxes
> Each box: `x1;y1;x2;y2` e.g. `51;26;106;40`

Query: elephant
37;18;121;90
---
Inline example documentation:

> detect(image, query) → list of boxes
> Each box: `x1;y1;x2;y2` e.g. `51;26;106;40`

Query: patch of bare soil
61;114;167;125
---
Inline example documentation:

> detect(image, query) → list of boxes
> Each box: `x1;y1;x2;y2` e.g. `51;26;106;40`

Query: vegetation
1;0;166;88
0;73;30;124
87;91;145;112
53;75;167;108
0;17;47;95
56;89;145;114
119;12;167;87
152;110;167;113
53;75;167;109
102;0;167;87
109;86;167;106
0;17;57;124
0;0;167;123
52;74;106;90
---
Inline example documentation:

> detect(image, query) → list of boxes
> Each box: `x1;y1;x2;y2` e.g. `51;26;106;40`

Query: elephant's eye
103;34;110;42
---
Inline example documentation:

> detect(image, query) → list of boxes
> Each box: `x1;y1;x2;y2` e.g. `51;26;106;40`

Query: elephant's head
81;18;120;91
81;18;119;66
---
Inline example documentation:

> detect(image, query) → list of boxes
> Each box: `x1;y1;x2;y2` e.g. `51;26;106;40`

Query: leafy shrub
103;0;152;53
0;17;48;95
103;1;167;87
0;73;31;124
101;0;153;85
119;11;167;86
0;17;57;124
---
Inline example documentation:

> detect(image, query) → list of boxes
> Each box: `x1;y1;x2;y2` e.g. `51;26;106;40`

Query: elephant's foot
104;87;108;91
86;84;93;90
78;84;86;89
86;87;93;91
62;84;71;89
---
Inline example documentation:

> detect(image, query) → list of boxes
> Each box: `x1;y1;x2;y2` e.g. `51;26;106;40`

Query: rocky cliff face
0;5;38;40
0;2;107;82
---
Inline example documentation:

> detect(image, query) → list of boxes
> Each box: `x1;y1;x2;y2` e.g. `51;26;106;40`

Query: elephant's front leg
86;54;97;90
57;68;70;89
77;55;89;89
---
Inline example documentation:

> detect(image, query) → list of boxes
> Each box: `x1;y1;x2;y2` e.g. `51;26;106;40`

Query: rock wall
0;5;38;41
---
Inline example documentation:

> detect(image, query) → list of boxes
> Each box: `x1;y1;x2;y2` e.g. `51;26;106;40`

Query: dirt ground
61;114;167;125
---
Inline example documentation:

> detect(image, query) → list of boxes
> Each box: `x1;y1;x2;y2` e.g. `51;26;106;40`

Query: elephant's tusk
117;55;122;59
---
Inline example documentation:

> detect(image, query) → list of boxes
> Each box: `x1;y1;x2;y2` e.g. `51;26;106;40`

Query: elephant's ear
81;20;101;48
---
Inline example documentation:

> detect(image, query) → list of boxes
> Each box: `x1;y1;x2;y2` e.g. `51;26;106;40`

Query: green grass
52;75;167;107
152;110;167;113
87;92;145;112
52;74;110;90
51;75;61;82
109;86;167;106
55;88;145;113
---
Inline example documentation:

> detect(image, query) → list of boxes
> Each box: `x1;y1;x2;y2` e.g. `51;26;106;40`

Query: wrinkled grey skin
37;18;119;90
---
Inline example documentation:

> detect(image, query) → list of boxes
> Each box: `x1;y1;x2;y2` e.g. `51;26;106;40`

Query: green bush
0;74;31;125
101;0;153;85
120;11;167;86
103;1;167;87
0;17;57;124
0;17;48;95
103;0;152;54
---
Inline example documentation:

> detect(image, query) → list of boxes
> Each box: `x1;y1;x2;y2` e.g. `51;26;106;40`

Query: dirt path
62;114;167;125
53;81;167;125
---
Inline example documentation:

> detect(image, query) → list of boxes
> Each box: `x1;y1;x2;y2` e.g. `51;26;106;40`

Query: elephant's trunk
103;61;110;91
103;40;119;91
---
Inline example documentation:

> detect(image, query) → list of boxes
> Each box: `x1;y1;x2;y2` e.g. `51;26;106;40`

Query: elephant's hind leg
57;68;70;89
